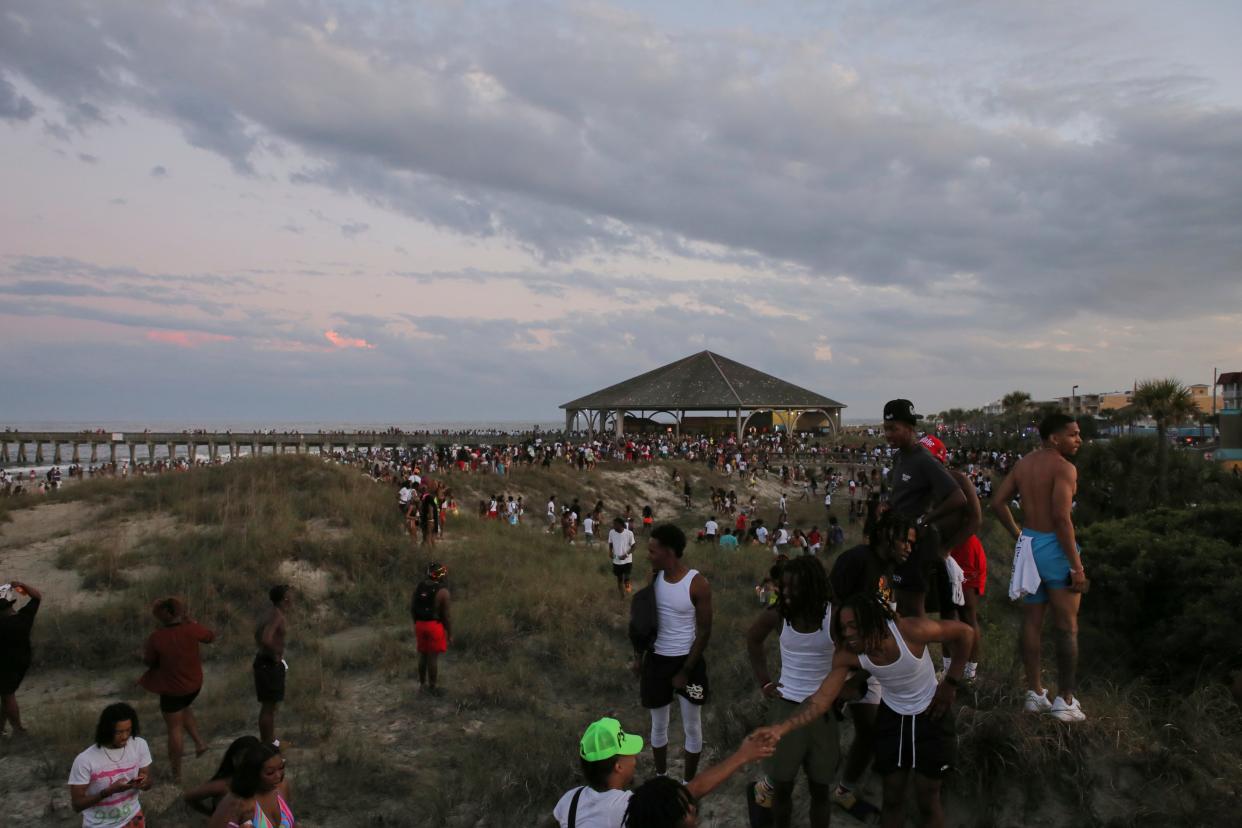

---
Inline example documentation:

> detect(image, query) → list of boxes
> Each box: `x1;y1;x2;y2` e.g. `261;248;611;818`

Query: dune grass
6;455;1241;825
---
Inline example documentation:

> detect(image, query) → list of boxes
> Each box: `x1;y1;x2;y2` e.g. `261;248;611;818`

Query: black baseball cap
882;399;921;426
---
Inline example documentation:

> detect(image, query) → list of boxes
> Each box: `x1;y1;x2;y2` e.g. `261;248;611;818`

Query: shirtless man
990;413;1086;722
254;585;293;744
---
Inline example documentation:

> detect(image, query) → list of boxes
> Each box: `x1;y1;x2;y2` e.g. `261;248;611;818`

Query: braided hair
866;509;914;562
832;592;897;655
624;776;695;827
777;555;832;626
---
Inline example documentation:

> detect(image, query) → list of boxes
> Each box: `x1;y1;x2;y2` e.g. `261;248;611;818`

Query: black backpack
628;575;659;656
411;581;440;622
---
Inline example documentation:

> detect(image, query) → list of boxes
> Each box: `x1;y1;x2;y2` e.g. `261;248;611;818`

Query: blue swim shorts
1021;529;1077;605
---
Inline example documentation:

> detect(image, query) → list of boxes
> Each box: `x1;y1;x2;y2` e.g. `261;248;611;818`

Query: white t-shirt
756;526;769;544
398;486;413;505
552;786;632;828
704;519;718;536
608;528;636;564
68;738;153;828
583;517;595;536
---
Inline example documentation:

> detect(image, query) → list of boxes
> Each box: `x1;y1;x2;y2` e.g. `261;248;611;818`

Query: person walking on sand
635;524;713;782
254;585;292;745
69;702;153;828
412;562;452;694
608;517;637;598
137;597;215;781
991;413;1087;722
0;579;42;736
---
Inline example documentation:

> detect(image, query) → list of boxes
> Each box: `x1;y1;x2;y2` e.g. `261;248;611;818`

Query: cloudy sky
2;0;1241;425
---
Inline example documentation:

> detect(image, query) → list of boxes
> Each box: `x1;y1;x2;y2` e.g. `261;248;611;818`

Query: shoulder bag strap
568;786;586;828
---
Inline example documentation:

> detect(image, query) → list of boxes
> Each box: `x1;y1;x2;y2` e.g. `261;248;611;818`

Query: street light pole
1072;384;1079;416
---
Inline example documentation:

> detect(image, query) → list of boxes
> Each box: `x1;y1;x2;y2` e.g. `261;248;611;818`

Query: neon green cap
579;717;644;762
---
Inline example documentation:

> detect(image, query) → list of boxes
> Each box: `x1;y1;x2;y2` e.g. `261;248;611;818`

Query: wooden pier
0;431;526;466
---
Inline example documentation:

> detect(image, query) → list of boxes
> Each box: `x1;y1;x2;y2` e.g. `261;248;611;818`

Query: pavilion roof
561;351;846;411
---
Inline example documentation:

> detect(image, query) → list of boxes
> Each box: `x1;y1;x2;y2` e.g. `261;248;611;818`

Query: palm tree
1001;390;1032;432
1133;378;1197;502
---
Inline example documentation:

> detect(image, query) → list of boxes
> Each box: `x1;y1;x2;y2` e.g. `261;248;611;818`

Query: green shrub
1080;503;1242;685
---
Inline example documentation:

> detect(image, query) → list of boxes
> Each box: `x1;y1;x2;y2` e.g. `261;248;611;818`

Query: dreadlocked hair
778;555;832;625
866;509;914;556
624;776;695;828
833;592;897;655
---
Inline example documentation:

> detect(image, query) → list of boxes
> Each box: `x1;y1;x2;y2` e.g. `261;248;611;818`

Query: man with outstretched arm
991;412;1087;722
753;594;974;828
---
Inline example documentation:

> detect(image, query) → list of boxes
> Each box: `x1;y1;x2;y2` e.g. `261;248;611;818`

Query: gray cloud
0;73;35;120
150;164;167;178
3;1;1240;325
77;152;98;163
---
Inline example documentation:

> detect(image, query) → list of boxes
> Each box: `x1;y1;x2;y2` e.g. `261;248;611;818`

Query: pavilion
560;350;846;440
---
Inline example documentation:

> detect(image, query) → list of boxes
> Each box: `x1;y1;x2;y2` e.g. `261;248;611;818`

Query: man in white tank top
633;524;713;783
754;594;974;828
745;557;838;828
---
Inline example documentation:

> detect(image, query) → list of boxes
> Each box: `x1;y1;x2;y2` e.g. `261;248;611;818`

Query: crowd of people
536;402;1087;828
0;400;1090;827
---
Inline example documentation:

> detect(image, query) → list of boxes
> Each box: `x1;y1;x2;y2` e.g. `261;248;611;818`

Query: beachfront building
1215;371;1242;472
560;350;846;440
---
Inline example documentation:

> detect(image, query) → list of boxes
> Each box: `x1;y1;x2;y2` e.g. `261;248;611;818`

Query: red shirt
138;622;215;695
808;530;822;545
735;514;748;531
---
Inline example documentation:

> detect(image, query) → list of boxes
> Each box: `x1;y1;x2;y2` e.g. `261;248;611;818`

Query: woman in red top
138;597;215;781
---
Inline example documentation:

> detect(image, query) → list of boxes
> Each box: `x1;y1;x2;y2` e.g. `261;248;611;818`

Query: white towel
1008;533;1042;600
945;556;966;606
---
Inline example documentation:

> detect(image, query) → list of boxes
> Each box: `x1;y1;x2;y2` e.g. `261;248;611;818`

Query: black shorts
0;660;30;695
641;652;710;708
253;655;287;703
160;687;201;713
925;560;954;616
612;562;633;578
873;702;955;779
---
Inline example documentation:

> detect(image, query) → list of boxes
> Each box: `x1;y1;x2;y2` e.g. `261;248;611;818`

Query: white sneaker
1048;695;1086;722
1023;689;1052;713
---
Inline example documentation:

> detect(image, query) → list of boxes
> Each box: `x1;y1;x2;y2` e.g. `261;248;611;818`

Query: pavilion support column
209;442;218;462
89;442;98;463
737;409;744;442
109;442;117;464
128;443;136;464
35;442;45;465
0;441;9;465
17;442;28;465
615;409;625;437
168;442;177;464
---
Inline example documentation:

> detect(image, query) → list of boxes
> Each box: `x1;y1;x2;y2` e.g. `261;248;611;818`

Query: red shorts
415;621;448;654
642;517;653;526
950;535;987;595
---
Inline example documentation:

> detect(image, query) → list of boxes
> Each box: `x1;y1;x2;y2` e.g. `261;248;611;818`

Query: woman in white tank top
745;557;840;822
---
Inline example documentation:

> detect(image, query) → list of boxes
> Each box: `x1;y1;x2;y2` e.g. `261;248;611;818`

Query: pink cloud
324;329;376;349
146;329;234;348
